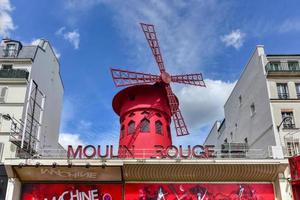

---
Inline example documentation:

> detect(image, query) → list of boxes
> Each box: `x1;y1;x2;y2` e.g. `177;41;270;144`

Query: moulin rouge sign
67;144;215;159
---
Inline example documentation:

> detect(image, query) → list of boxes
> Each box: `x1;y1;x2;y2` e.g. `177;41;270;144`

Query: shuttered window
0;87;8;103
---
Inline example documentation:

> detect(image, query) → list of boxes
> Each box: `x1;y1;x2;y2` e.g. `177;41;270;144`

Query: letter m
68;145;83;159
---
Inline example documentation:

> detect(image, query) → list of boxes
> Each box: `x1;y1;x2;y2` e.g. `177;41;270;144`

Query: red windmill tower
111;23;205;158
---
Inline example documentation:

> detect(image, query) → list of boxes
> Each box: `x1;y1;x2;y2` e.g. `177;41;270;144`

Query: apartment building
205;45;300;159
0;38;65;158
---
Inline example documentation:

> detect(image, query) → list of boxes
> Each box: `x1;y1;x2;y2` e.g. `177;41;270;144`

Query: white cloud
30;38;40;46
59;133;86;149
172;79;235;145
177;79;236;129
279;18;300;33
0;0;15;37
221;29;245;49
30;38;61;59
56;26;80;49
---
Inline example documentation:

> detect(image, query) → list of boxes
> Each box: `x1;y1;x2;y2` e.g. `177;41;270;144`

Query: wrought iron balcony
265;61;300;77
283;123;296;129
0;69;29;79
266;61;300;72
278;92;289;99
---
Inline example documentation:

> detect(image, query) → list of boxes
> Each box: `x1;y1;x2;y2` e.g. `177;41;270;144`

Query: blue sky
1;0;300;147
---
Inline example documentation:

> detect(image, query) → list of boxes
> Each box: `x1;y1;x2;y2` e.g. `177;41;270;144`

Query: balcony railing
0;69;29;80
265;61;300;73
283;123;296;129
278;92;289;99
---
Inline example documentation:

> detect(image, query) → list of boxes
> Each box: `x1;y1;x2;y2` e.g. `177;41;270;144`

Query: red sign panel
21;183;122;200
125;183;275;200
289;155;300;182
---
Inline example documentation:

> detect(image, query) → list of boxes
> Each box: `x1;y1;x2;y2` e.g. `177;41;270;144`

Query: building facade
205;45;300;199
0;39;64;198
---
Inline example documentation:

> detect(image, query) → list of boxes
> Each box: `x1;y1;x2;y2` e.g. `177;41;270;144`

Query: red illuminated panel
125;183;274;200
21;183;122;200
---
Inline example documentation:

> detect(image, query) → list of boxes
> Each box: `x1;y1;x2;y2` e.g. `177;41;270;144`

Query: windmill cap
112;83;178;116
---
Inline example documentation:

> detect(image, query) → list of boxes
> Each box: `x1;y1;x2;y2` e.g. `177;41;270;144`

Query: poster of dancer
125;183;274;200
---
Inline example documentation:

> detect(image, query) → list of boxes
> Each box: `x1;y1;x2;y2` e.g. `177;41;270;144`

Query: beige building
204;45;300;199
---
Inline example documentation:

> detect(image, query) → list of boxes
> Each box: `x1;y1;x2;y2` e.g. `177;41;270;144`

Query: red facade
289;155;300;200
125;183;275;200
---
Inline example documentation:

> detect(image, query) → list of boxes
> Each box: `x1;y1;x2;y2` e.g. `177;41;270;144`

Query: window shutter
0;87;8;103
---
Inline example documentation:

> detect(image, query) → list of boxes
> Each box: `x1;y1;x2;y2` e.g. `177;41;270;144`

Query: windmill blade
111;68;160;87
165;84;189;136
140;23;166;73
171;73;206;87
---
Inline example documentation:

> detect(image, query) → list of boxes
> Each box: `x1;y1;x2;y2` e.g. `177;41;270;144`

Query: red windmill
111;23;205;158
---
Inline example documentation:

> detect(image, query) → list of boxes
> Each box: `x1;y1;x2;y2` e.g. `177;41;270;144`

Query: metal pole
21;79;33;149
28;81;38;154
35;94;46;152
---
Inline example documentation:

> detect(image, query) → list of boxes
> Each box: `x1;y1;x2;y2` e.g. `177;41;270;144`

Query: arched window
156;113;162;117
120;125;125;138
141;111;149;116
128;121;135;135
140;118;150;132
155;120;162;135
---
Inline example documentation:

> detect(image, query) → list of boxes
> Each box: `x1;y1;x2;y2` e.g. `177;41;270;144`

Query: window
250;103;255;116
238;95;242;106
140;118;150;132
128;121;135;134
2;64;12;70
5;43;17;57
288;61;300;71
141;111;149;116
155;120;162;135
277;83;289;99
120;125;125;138
0;87;8;103
281;111;295;129
230;132;233;140
295;83;300;99
286;141;300;156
